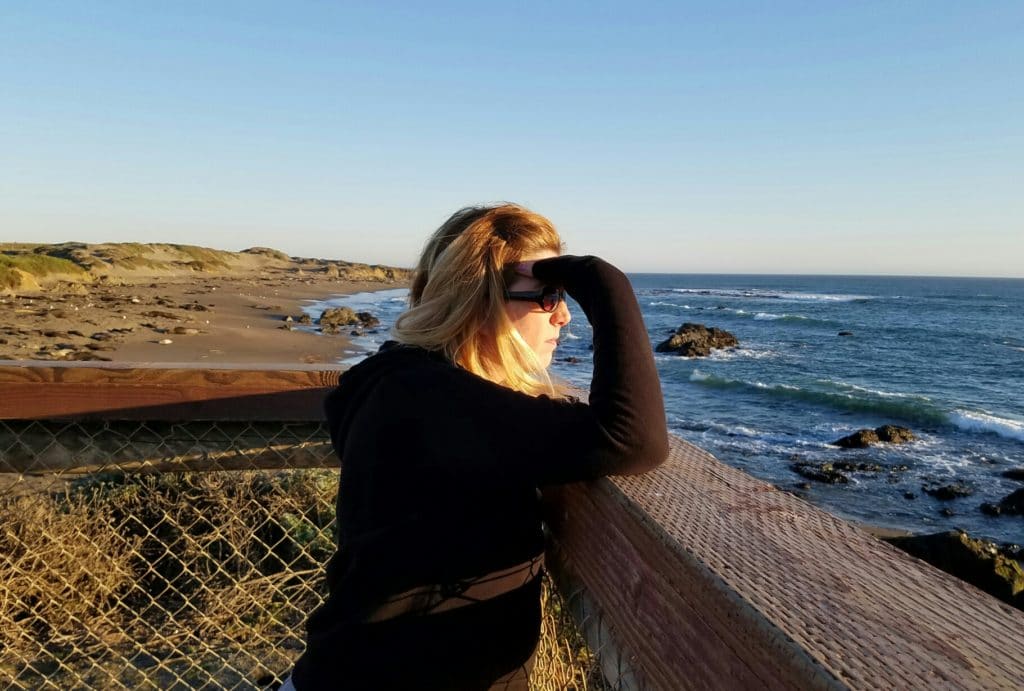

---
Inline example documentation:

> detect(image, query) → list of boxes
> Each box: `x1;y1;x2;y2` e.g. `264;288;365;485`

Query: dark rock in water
1002;488;1024;514
940;507;956;517
884;530;1024;611
356;311;380;328
320;307;380;330
833;429;879;448
875;424;915;443
837;331;854;336
560;356;580;364
832;461;884;473
320;323;340;335
791;462;849;484
982;488;1024;517
1001;468;1024;482
833;425;914;448
319;306;359;327
904;492;917;500
654;323;738;357
297;314;313;325
922;482;974;500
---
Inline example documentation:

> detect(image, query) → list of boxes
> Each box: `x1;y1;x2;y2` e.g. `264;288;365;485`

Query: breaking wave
949;410;1024;443
668;287;873;303
687;371;947;425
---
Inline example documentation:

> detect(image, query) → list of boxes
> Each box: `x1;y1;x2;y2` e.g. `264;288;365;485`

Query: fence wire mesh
1;419;622;690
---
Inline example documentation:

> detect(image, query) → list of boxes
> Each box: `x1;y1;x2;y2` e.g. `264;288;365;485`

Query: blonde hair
393;203;567;397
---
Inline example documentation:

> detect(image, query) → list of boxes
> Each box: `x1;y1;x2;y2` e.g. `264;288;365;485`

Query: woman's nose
551;298;571;326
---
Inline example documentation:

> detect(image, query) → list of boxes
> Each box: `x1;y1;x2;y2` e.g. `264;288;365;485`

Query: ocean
307;274;1024;546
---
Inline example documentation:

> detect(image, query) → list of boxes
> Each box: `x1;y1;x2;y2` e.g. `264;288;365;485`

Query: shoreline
0;270;407;367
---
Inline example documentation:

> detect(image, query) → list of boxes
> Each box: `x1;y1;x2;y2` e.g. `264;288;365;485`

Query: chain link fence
1;418;623;690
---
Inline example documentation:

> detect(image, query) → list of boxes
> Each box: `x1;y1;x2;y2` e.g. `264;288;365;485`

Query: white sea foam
820;380;932;401
950;410;1024;443
648;300;692;308
707;347;780;361
669;287;872;303
753;312;781;320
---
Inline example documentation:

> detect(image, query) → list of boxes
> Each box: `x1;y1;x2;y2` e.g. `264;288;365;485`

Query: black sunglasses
504;285;566;313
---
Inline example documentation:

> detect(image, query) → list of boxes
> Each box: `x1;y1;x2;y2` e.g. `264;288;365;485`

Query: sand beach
0;243;410;366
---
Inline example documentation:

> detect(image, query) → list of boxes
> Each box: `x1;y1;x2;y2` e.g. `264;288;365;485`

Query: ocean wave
709;347;781;361
668;287;872;303
818;380;932;401
687;371;948;425
950;410;1024;443
683;306;837;327
647;301;692;308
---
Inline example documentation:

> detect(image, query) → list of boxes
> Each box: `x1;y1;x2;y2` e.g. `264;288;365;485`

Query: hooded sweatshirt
291;255;667;690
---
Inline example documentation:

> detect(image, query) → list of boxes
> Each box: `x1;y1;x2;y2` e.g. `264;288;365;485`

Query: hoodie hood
323;342;444;458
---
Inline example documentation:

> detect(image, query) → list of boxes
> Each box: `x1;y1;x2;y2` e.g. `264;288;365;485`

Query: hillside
0;242;409;293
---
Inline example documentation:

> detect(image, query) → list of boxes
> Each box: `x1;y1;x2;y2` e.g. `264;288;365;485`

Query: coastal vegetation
0;242;410;293
0;253;87;290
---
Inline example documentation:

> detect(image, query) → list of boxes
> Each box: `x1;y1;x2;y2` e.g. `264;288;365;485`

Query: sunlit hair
393;203;568;397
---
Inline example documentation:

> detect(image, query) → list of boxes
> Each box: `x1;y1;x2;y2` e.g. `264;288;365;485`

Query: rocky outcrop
791;460;905;485
655;323;738;357
791;462;849;484
922;482;974;500
980;488;1024;516
875;425;915;443
833;425;915;448
883;531;1024;611
1002;468;1024;482
833;429;879;448
319;307;379;334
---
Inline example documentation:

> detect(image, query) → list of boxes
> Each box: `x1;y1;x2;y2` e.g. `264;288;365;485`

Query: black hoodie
291;256;668;690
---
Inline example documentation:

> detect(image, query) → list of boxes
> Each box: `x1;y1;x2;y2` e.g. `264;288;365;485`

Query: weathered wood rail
2;361;1023;690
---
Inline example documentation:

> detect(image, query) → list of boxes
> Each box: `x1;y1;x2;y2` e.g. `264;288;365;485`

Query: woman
286;203;667;690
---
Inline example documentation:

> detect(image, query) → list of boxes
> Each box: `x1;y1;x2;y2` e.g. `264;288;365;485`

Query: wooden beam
544;437;1024;690
0;362;342;420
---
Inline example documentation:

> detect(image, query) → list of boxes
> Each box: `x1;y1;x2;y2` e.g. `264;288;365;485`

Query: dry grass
1;470;336;688
1;470;604;689
0;254;87;289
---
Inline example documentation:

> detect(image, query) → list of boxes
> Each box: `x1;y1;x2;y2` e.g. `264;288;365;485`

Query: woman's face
503;249;572;368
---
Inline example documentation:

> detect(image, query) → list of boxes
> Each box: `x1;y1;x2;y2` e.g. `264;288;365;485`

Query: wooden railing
2;361;1023;690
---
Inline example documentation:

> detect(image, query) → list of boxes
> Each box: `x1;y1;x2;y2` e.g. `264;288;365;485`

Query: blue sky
2;1;1022;276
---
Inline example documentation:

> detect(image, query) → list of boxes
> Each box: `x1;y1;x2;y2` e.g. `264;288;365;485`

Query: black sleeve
397;255;669;487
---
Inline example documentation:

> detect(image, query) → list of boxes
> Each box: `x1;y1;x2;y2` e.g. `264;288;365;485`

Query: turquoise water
309;274;1024;545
